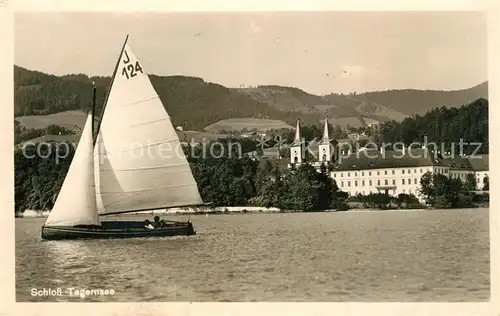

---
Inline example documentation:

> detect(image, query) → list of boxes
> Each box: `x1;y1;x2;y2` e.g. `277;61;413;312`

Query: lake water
15;208;490;302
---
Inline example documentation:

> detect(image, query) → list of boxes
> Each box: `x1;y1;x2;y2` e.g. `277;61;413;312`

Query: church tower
318;116;331;164
290;118;304;165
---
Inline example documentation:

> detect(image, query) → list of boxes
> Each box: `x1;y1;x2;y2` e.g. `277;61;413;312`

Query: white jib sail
94;40;203;215
45;113;101;226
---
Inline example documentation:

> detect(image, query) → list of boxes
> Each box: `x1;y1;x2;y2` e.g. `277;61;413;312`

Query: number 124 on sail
122;60;143;79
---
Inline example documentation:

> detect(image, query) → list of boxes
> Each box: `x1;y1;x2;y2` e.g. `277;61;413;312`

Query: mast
93;34;129;146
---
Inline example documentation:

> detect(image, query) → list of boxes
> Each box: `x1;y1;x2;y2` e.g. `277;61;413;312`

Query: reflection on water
16;209;490;302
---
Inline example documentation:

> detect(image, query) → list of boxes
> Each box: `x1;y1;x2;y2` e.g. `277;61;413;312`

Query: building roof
442;155;474;170
332;148;489;172
467;154;489;171
332;148;468;171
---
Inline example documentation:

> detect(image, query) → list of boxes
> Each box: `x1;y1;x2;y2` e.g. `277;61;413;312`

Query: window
414;169;417;173
355;181;358;187
333;173;336;178
408;169;411;174
402;179;405;185
348;181;350;187
340;173;343;178
355;172;358;177
414;178;417;184
377;171;380;176
362;180;365;186
392;179;395;185
402;169;405;174
341;181;344;187
420;168;423;173
377;180;380;185
392;170;395;175
369;171;372;176
444;169;448;174
384;170;387;175
385;180;388;185
362;172;364;176
369;180;372;186
348;172;350;177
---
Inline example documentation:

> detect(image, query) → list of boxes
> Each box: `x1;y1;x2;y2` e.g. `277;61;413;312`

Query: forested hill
14;66;320;130
14;65;488;131
377;98;489;154
361;82;488;116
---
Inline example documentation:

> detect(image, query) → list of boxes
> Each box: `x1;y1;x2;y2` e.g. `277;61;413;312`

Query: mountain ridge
14;65;488;131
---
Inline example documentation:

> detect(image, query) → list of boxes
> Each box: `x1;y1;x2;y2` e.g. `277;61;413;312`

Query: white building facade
467;154;489;190
331;165;447;199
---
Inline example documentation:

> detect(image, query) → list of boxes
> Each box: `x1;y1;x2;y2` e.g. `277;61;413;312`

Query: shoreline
15;204;489;218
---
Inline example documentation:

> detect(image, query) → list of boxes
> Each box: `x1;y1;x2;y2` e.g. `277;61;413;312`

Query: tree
397;193;421;209
377;98;488;155
255;160;273;193
465;174;477;191
15;142;75;213
252;165;287;209
419;172;435;205
394;195;404;208
363;193;391;209
44;124;73;136
419;171;472;208
445;177;463;208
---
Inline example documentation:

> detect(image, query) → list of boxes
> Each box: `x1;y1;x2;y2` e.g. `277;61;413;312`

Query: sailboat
41;35;206;240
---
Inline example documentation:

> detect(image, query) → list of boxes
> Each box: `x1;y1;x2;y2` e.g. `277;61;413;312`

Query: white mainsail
45;113;101;226
94;39;204;215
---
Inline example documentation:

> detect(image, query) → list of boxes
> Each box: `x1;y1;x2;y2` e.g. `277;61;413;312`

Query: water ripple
16;209;490;302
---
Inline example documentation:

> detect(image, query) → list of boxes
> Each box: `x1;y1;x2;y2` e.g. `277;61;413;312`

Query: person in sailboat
154;216;166;228
144;219;155;230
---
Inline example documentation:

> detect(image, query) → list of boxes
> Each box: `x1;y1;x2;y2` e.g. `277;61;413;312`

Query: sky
15;12;487;95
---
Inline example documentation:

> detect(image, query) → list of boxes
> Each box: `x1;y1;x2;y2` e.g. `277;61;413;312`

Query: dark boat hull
41;220;195;240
